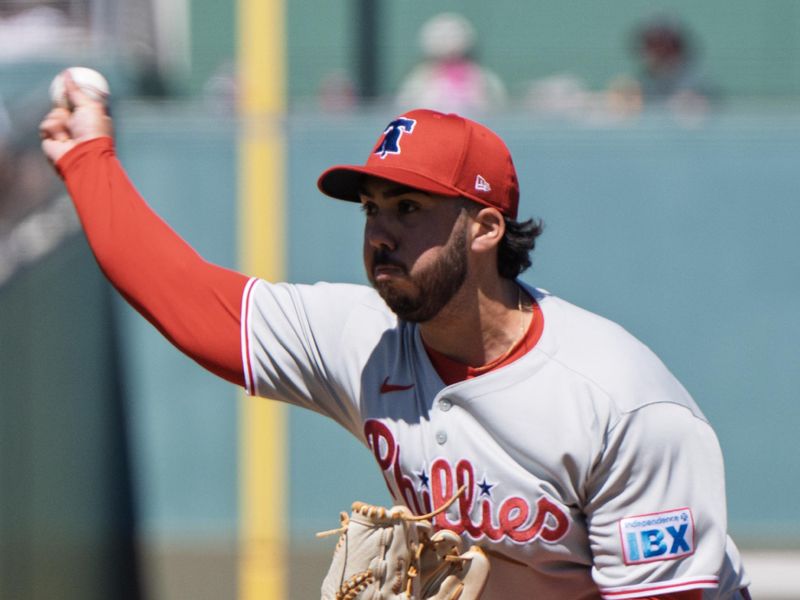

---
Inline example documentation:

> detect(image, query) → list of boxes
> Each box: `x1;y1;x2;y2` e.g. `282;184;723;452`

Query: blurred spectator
202;59;239;114
395;12;507;115
0;2;84;61
523;72;644;126
0;94;10;138
603;75;644;118
0;82;61;229
629;15;715;112
524;73;594;118
318;69;358;112
0;106;60;228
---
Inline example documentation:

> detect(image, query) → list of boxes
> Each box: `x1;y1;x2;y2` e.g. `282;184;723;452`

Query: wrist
55;136;115;178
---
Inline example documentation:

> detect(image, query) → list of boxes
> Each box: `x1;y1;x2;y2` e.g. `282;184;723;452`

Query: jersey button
435;431;447;445
438;398;452;412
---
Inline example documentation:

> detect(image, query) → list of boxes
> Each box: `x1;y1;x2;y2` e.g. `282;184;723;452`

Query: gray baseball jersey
241;278;749;599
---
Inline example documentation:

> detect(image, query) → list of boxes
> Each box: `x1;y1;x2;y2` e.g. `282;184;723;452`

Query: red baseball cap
317;109;520;219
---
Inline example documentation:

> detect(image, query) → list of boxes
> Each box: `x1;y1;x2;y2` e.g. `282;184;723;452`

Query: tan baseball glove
317;490;489;600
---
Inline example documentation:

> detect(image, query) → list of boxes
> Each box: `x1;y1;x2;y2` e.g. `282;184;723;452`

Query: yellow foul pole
237;0;286;598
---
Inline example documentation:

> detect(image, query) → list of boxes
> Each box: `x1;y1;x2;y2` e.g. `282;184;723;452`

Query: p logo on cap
374;118;416;158
318;109;520;219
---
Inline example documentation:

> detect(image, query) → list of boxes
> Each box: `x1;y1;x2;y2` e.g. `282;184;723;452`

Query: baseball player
39;78;751;599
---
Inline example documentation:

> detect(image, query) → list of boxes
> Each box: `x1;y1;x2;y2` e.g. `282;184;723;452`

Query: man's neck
419;278;530;367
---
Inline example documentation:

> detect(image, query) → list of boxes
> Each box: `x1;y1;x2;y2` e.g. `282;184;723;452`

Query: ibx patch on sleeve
618;508;695;565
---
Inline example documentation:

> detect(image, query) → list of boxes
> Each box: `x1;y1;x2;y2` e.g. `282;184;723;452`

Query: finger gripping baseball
49;67;110;110
318;489;489;599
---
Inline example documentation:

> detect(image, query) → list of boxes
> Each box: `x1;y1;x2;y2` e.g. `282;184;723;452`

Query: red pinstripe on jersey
601;578;716;599
241;277;259;395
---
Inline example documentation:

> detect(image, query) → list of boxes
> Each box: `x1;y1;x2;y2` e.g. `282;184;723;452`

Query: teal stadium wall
0;237;139;599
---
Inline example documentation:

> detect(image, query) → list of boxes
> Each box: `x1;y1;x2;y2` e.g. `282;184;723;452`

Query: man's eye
361;202;377;216
398;200;418;214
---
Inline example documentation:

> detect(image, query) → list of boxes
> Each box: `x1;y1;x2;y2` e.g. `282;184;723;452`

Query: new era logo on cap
317;109;520;219
475;174;491;192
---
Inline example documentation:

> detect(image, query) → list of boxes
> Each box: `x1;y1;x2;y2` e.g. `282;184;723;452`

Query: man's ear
469;207;506;253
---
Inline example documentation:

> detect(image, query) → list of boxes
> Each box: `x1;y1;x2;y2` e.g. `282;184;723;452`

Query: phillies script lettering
364;420;570;544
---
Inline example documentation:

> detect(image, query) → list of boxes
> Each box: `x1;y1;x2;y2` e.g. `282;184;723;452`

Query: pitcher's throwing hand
39;70;113;164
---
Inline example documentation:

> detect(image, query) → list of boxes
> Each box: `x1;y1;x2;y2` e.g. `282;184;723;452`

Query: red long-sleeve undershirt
57;137;247;387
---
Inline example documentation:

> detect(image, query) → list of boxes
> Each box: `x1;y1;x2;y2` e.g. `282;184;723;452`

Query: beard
367;220;469;323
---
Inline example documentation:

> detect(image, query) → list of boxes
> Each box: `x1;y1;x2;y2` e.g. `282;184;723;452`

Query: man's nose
365;219;397;252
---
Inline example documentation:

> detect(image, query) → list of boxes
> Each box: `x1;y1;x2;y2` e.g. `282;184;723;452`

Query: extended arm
40;75;248;386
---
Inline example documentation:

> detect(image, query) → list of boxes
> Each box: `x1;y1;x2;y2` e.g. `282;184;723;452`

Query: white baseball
49;67;110;109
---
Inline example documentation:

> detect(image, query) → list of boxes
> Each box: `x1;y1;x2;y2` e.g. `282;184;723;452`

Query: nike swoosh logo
380;376;414;394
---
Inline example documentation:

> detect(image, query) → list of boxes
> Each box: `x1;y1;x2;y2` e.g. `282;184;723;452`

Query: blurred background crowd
0;0;790;249
1;0;795;241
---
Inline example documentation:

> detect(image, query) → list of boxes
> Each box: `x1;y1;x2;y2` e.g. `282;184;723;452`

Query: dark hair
633;16;693;61
498;217;543;279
